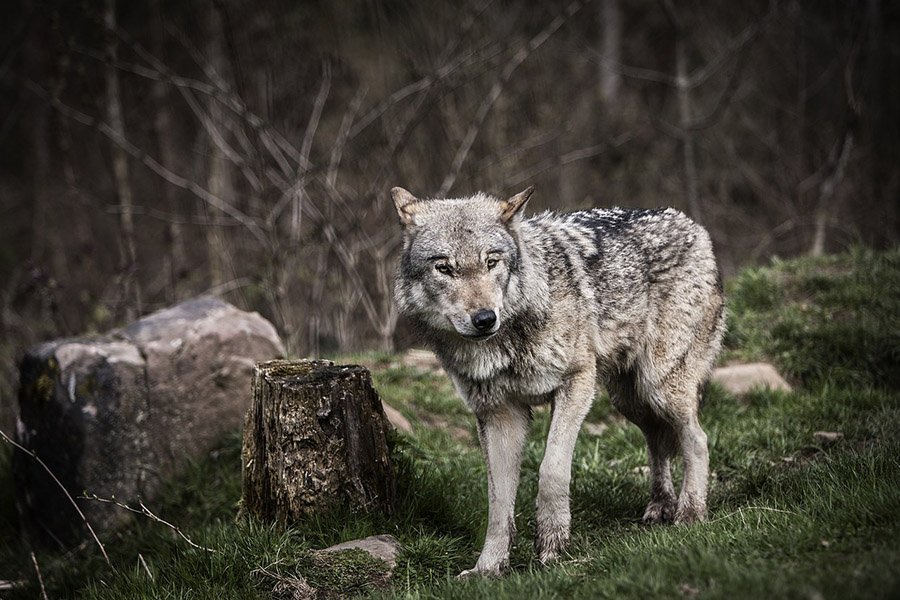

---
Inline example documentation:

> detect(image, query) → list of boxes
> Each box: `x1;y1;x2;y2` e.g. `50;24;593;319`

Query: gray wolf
390;185;726;577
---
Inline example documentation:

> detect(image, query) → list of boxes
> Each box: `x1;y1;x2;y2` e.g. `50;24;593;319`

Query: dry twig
81;493;216;553
30;552;49;600
439;0;591;196
0;430;111;566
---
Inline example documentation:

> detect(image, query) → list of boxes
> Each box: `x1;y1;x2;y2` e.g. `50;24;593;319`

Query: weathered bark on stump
241;360;396;522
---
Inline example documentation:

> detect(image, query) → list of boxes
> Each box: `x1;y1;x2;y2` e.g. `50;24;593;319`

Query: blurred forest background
0;0;897;428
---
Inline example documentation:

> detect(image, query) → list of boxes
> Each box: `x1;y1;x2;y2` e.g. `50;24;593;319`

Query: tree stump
241;359;396;522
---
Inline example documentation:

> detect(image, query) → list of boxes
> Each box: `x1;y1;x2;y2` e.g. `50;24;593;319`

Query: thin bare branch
685;3;777;89
297;196;384;331
683;40;753;131
138;554;154;581
328;85;367;189
291;64;331;242
178;85;263;192
507;132;633;187
0;430;111;566
439;0;591;196
348;40;501;139
22;79;269;246
347;0;498;139
579;42;676;85
81;493;216;553
30;553;48;600
74;37;270;184
93;21;306;172
581;1;775;91
301;64;332;170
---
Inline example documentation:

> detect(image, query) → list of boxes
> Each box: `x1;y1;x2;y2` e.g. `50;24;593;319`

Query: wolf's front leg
535;367;595;564
459;402;530;578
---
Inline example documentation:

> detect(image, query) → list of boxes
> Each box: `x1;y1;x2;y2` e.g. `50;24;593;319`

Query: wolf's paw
674;498;707;524
641;498;677;525
534;527;570;565
457;565;502;579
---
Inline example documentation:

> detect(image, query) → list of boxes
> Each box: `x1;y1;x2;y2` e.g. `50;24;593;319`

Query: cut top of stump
258;359;368;388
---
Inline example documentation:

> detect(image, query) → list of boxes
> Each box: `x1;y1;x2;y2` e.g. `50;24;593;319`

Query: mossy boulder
14;297;284;546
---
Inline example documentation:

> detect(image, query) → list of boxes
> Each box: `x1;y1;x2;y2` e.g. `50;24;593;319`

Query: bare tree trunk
104;0;141;320
374;250;397;352
560;55;595;206
205;4;235;287
53;11;94;332
600;0;622;105
810;133;853;257
152;0;186;301
26;26;51;266
675;32;702;221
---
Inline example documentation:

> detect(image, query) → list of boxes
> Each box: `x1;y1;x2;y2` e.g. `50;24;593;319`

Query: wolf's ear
391;187;420;226
500;186;535;223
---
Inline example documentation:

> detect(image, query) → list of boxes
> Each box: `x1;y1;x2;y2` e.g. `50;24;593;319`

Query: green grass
724;247;899;389
1;248;898;598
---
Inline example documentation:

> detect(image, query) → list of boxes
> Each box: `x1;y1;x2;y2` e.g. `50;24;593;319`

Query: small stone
416;413;473;444
320;534;401;569
400;349;443;373
583;422;608;437
813;431;843;445
381;401;413;433
712;362;792;396
678;583;700;598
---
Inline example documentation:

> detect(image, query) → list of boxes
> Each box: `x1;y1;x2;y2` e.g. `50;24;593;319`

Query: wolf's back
520;206;721;330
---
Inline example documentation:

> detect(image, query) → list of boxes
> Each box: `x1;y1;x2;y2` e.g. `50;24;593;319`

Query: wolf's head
391;186;534;341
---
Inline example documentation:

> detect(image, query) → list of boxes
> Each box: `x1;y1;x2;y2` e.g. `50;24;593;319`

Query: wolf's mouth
462;330;498;341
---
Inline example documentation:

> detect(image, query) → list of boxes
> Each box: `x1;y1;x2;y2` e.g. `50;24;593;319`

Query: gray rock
400;348;443;373
583;421;609;437
813;431;843;445
712;362;792;396
320;534;401;569
381;401;413;434
14;297;284;546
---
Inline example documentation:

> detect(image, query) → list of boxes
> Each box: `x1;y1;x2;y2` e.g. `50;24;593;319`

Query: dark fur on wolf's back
391;186;725;577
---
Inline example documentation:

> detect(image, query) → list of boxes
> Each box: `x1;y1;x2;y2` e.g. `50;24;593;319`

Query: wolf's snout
471;309;497;331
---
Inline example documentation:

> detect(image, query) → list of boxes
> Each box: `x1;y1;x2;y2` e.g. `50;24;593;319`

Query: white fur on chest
443;328;577;410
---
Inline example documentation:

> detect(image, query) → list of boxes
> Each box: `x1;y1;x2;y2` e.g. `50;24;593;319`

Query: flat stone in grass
381;401;413;433
258;538;400;599
320;534;401;570
712;362;792;396
400;348;443;373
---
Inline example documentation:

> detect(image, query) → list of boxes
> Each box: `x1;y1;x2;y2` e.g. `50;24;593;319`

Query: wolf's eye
486;257;499;270
435;263;453;276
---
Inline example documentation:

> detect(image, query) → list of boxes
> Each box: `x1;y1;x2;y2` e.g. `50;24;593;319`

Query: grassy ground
0;248;898;599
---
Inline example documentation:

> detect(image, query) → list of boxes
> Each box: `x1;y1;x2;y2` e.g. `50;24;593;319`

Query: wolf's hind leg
608;373;677;524
647;374;709;523
460;402;530;578
640;419;678;524
673;410;709;523
535;366;595;565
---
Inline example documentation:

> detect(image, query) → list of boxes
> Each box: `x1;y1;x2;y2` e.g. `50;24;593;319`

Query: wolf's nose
471;309;497;331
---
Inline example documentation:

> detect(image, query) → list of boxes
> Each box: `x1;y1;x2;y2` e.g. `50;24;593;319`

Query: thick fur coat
391;186;726;576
